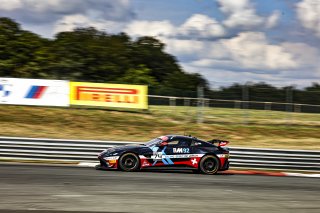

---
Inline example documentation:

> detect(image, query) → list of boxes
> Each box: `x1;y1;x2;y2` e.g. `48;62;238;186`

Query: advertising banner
0;78;69;107
70;82;148;109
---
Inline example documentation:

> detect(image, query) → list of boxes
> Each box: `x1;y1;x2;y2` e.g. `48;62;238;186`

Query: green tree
48;28;132;81
0;17;47;77
116;64;158;86
131;36;182;82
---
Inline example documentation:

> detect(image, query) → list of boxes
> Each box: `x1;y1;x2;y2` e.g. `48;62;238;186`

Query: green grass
0;105;319;149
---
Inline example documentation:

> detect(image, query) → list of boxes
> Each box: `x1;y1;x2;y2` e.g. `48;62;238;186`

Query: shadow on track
97;167;234;176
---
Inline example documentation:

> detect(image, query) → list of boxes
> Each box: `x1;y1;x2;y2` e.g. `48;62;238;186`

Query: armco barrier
0;137;319;172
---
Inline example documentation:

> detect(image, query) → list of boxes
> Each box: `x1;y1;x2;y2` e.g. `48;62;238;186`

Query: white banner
0;78;69;107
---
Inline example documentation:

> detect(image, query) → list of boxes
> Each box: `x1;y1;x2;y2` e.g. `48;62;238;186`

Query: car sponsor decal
104;156;119;160
191;158;198;165
173;148;190;153
150;146;174;165
162;154;203;158
150;153;204;160
107;159;117;164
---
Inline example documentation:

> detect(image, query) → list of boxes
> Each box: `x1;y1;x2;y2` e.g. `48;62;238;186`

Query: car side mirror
159;142;168;147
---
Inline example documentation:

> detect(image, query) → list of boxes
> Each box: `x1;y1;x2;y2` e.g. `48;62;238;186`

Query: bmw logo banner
0;78;69;107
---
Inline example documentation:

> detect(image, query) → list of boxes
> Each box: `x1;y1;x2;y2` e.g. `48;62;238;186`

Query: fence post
286;87;293;112
169;97;176;107
197;86;204;124
286;87;293;125
184;98;190;107
294;104;301;113
242;84;249;124
264;102;272;110
234;100;241;109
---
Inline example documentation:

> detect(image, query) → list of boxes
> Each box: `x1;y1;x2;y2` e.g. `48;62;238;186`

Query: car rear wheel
118;153;140;172
199;155;220;175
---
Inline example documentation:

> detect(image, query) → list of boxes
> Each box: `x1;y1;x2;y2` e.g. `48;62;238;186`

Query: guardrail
0;137;319;172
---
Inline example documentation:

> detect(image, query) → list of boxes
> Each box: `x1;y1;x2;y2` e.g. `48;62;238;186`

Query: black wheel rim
122;156;137;170
203;158;216;173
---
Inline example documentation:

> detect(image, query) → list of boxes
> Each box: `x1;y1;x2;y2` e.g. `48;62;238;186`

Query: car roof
164;135;204;142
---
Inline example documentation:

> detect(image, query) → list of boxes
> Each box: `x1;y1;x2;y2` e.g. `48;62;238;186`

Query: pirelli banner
0;78;69;107
70;82;148;109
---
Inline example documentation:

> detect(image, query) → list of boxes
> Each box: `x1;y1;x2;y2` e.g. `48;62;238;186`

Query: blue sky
0;0;319;88
133;0;224;23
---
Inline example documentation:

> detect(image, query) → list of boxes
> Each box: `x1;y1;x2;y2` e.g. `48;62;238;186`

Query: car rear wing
207;139;229;147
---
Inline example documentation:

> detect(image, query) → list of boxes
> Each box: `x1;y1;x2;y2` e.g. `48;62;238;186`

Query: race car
97;135;230;174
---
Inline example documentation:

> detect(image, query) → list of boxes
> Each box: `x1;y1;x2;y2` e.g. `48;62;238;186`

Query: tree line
0;17;319;106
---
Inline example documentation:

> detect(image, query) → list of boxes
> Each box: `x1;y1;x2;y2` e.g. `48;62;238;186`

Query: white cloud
217;0;280;29
281;42;320;68
178;33;298;71
296;0;320;37
123;14;226;62
218;0;264;28
124;20;174;37
179;14;225;38
124;14;225;39
266;10;281;29
221;32;297;70
178;30;320;88
126;18;310;74
0;0;22;10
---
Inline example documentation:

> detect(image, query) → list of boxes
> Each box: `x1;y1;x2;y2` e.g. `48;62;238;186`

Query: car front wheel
118;153;140;172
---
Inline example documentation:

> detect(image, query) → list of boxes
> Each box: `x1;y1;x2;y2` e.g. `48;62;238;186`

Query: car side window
167;139;191;147
178;139;191;147
191;140;203;147
167;140;180;146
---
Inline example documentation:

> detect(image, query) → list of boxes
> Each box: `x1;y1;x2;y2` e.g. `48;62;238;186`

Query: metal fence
0;137;319;172
148;95;320;113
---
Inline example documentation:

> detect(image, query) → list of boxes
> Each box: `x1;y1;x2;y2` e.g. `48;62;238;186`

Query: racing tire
199;155;220;175
118;153;140;172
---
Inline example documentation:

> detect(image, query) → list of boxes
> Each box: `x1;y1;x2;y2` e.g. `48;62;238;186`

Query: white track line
78;162;97;167
284;172;320;178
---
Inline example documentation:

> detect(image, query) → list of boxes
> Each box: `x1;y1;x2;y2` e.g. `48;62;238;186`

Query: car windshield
144;138;162;147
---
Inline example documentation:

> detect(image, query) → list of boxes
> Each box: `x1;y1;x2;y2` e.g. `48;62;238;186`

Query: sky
0;0;320;88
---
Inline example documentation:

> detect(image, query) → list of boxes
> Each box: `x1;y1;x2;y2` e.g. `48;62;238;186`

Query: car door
165;138;192;166
148;139;180;167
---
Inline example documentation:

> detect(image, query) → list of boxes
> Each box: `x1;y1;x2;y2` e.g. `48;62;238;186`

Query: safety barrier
0;137;319;172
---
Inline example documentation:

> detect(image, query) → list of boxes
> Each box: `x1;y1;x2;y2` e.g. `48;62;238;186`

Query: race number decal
152;152;162;159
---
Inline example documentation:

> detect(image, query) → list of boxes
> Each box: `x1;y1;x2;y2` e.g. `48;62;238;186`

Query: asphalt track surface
0;164;319;213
